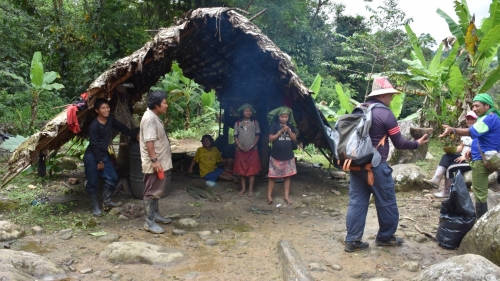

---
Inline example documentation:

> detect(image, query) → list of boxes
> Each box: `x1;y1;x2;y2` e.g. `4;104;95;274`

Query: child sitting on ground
188;134;238;186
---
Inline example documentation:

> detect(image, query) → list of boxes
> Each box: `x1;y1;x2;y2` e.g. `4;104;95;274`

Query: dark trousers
345;162;399;242
439;153;471;178
83;153;118;194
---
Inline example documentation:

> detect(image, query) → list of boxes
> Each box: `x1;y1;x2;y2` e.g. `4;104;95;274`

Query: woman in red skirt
234;103;261;197
267;106;297;205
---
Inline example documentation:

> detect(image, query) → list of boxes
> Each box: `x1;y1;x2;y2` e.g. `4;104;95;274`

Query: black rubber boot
152;200;171;224
143;198;165;234
476;202;488;220
103;189;122;210
89;193;102;217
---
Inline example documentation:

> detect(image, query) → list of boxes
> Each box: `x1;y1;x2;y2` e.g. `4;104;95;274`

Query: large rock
0;249;67;281
387;121;429;164
463;170;498;189
458;204;500;266
488;190;500;208
391;164;430;192
99;242;186;266
413;254;500;281
0;220;25;241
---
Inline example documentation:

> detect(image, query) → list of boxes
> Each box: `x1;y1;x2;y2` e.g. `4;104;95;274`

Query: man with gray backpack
335;77;429;252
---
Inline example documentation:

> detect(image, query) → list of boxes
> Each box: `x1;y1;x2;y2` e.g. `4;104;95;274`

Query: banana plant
437;0;500;105
0;52;64;131
153;62;211;130
402;25;465;129
316;81;404;125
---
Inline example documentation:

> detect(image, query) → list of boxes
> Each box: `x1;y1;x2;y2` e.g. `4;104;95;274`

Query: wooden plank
277;240;314;281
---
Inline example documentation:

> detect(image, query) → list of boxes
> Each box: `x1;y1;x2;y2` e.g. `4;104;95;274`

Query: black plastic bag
436;171;476;249
37;153;47;177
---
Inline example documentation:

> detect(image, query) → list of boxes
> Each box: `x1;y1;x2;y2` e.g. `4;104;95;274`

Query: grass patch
415;138;445;174
295;144;332;168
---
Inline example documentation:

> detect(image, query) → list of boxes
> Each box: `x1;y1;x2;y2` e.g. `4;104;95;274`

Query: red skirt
234;149;261;177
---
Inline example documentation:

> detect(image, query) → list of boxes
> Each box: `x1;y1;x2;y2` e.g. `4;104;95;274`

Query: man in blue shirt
440;93;500;219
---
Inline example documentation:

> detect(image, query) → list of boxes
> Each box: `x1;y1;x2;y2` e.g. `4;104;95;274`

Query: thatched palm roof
2;7;334;186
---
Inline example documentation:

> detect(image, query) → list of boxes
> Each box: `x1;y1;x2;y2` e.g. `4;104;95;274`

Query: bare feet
248;190;254;197
238;189;246;196
267;198;273;205
284;197;293;205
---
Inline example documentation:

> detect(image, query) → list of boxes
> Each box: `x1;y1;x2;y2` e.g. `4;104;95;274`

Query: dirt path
7;163;456;280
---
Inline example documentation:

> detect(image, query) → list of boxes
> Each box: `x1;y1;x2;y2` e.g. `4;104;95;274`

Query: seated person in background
426;111;478;197
188;134;238;185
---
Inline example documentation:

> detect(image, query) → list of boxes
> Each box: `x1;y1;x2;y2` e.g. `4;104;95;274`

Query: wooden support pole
244;0;254;11
249;8;267;21
277;240;314;281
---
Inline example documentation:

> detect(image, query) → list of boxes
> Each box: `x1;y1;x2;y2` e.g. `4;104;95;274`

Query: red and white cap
465;111;478;119
367;77;400;97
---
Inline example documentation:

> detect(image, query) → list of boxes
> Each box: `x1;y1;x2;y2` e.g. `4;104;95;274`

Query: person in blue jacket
440;93;500;220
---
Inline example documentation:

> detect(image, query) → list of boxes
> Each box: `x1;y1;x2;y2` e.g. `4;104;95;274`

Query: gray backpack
330;103;387;171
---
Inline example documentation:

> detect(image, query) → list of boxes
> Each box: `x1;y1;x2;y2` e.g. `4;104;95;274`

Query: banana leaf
310;74;322;100
465;21;478;55
448;65;465;99
477;24;500;61
405;25;426;66
478;64;500;93
440;43;459;69
437;8;465;46
454;0;471;33
335;83;353;114
389;92;405;119
428;44;444;76
480;0;500;36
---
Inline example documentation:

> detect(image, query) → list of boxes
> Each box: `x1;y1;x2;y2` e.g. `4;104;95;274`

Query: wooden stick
249;8;267;21
230;8;249;14
51;104;71;110
244;0;254;11
414;224;436;241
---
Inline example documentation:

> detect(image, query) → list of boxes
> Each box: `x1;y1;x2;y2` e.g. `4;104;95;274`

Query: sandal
267;199;273;205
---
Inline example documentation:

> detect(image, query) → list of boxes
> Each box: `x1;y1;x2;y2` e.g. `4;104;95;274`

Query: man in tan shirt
140;90;172;234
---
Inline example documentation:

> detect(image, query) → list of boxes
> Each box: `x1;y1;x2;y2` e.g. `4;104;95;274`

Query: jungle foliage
1;0;499;137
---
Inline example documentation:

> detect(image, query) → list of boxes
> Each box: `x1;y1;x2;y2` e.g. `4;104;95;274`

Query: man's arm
188;159;196;173
111;115;139;140
439;126;471;138
382;111;423;149
145;141;161;172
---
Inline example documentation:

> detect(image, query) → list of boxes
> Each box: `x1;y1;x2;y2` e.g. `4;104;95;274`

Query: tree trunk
184;103;190;130
29;94;38;130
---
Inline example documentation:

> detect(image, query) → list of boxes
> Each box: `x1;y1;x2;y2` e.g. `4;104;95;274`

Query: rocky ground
0;156;460;281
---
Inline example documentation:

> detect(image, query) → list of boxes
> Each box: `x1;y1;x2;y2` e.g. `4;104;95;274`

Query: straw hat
367;77;400;97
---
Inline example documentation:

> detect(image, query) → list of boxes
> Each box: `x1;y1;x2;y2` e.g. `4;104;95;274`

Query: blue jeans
345;162;399;242
83;153;118;195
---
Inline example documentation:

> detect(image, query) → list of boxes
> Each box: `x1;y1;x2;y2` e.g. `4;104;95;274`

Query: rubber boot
152;200;171;224
425;166;446;188
143;198;165;234
89;193;102;217
434;178;452;198
103;189;122;210
476;202;488;220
